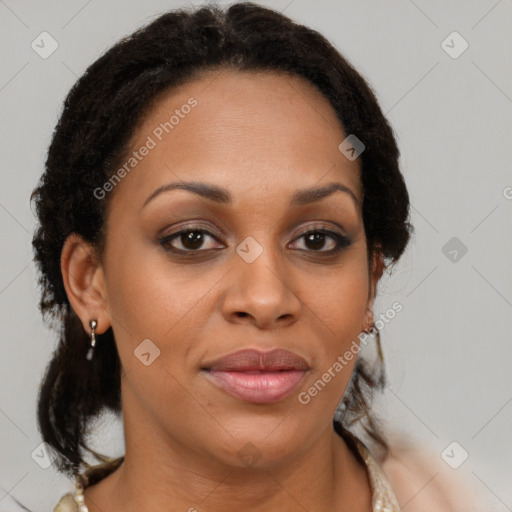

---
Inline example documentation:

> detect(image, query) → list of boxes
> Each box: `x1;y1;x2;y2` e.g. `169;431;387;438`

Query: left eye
289;230;350;252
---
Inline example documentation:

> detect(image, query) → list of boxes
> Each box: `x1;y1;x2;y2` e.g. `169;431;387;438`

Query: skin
61;68;384;512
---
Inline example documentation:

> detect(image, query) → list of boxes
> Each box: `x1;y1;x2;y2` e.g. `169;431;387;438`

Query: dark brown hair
31;1;413;477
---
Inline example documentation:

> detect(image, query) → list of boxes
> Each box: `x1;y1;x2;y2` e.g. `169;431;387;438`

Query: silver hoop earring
86;319;98;361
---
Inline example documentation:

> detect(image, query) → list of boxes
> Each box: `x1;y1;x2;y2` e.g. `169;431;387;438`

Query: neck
84;404;372;512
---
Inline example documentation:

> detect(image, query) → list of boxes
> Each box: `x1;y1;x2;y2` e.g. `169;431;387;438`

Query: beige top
52;436;400;512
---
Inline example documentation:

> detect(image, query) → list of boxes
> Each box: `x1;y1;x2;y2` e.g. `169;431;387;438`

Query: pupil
183;231;204;250
306;233;324;250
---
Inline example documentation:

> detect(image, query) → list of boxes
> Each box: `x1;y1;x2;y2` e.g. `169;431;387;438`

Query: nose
221;243;301;330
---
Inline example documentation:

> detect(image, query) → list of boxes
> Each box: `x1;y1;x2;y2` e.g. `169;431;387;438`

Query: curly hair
31;1;413;477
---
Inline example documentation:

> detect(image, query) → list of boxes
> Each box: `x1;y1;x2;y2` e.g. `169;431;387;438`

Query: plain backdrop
1;0;511;510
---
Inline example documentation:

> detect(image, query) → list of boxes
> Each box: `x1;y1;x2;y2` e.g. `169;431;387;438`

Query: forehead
109;69;362;210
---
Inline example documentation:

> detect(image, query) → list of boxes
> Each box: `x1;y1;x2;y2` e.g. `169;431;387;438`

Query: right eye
158;226;225;253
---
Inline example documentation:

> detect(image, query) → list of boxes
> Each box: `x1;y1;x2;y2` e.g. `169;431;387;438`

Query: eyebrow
141;180;359;210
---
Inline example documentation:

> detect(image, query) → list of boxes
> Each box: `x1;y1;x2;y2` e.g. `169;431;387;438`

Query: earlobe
60;233;111;334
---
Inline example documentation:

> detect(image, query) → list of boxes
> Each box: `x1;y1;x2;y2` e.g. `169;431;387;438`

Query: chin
208;419;312;470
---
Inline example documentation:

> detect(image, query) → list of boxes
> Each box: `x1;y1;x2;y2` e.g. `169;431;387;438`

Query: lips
202;348;310;404
204;348;310;372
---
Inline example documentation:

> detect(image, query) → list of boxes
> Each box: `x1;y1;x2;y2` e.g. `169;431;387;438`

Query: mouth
201;348;310;404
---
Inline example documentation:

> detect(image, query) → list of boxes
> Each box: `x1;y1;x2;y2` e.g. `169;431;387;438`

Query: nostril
236;312;249;318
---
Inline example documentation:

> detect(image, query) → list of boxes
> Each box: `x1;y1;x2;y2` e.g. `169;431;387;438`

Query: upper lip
202;348;310;372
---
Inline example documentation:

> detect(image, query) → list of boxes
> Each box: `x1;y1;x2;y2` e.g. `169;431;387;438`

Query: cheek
306;253;370;348
104;249;171;339
298;286;365;416
298;254;369;407
102;239;220;362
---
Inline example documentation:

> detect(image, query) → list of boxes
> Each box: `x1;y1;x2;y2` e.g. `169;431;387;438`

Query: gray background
1;0;511;510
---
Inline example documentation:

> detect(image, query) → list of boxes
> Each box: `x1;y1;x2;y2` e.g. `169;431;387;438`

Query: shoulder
378;434;481;512
52;493;77;512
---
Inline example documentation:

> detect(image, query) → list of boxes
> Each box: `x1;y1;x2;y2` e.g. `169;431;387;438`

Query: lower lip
204;370;307;404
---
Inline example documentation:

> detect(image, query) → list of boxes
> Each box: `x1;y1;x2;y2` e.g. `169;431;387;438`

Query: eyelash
158;224;352;256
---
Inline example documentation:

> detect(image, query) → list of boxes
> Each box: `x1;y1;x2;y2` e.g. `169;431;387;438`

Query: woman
30;3;472;511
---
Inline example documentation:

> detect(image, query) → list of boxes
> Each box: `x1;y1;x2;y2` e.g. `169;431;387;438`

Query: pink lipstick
202;348;309;404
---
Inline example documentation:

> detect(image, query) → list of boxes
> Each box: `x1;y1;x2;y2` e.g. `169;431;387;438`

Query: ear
363;246;385;330
61;233;111;335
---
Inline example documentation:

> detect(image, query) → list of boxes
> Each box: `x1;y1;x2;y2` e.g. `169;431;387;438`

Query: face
99;69;377;468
